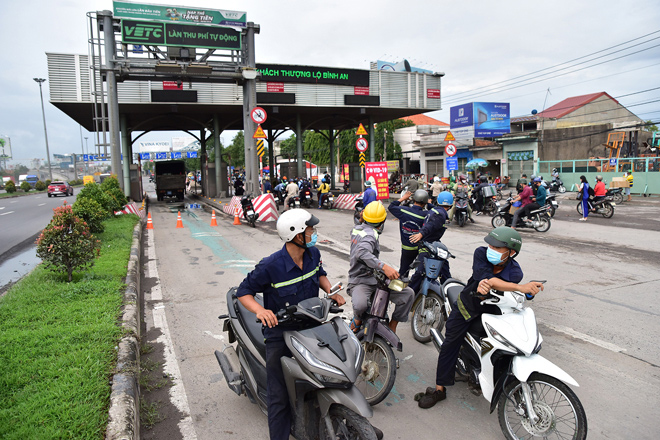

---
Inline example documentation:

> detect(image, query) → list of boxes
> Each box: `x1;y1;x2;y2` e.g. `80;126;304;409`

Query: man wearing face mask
236;209;346;440
417;226;545;409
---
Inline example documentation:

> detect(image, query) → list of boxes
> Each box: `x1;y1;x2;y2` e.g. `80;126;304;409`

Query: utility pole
33;78;53;182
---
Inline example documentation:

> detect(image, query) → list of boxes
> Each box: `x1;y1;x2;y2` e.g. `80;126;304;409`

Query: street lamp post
79;125;87;174
33;78;53;182
84;137;90;173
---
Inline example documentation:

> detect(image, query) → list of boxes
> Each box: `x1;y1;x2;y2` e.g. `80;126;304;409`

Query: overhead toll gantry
46;2;444;199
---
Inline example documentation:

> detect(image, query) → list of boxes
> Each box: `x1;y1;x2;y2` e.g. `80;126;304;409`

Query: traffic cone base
146;213;154;230
176;211;184;228
210;209;218;226
233;206;241;225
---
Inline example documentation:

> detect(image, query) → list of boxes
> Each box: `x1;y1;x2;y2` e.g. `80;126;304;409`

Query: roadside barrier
176;211;183;228
333;194;359;210
223;194;279;222
210;210;218;226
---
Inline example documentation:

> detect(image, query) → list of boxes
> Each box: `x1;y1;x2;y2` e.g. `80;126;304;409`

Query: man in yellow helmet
347;201;414;334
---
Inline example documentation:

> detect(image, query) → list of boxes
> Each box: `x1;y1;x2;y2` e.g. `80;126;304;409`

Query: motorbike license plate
552;201;558;208
495;202;500;207
166;191;172;195
247;210;255;216
306;195;310;199
610;203;616;206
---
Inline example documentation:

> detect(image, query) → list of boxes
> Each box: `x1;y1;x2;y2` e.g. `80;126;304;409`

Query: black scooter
240;194;259;228
216;287;378;440
454;191;471;227
549;176;566;193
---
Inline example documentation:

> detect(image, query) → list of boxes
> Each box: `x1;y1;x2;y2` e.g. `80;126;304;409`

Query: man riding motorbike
235;209;346;440
510;177;534;229
348;201;414;335
317;178;330;209
388;189;430;277
473;176;490;215
511;177;545;229
447;175;475;223
416;227;544;409
283;179;299;211
593;175;607;204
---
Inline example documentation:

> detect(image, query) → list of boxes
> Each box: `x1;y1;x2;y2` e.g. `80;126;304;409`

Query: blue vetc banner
156;152;167;160
473;102;510;137
187;151;198;158
140;153;150;160
172;152;182;159
450;103;474;129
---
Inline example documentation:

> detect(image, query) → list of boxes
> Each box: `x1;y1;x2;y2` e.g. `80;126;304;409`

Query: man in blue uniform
388;189;430;277
236;209;346;440
362;179;377;206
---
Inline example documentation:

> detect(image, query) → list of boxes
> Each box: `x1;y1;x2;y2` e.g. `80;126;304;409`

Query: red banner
267;82;285;92
354;86;370;96
427;88;440;99
365;161;389;200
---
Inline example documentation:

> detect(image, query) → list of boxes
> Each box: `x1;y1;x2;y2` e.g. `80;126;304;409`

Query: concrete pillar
101;11;123;189
213;115;223;197
241;22;260;195
369;115;375;162
200;128;206;196
268;129;275;180
296;114;303;178
120;114;131;197
329;127;335;190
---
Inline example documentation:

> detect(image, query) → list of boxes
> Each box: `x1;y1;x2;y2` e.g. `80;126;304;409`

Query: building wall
538;95;642;130
502;140;538;179
539;123;612;160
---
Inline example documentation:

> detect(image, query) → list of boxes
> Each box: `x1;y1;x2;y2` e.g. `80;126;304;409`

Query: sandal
349;318;362;334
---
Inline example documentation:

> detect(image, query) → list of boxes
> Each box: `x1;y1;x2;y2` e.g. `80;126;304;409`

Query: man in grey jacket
348;201;414;333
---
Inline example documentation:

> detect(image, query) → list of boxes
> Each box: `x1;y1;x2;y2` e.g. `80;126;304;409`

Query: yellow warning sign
444;131;456;142
257;139;265;157
356;123;368;136
253;125;266;139
359;152;366;168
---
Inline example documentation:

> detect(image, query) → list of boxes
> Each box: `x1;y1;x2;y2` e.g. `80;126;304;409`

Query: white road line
0;211;14;216
146;230;198;440
0;206;5;210
543;322;626;353
203;330;225;341
38;203;46;206
223;259;256;263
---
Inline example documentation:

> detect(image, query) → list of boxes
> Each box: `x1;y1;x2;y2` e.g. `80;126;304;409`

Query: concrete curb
106;220;143;440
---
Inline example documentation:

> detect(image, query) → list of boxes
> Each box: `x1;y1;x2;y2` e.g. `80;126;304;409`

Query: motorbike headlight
435;248;449;260
291;337;346;378
484;323;519;353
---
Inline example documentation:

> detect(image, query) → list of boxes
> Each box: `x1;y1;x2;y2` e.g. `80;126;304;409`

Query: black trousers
435;305;479;386
266;338;293;440
399;248;419;277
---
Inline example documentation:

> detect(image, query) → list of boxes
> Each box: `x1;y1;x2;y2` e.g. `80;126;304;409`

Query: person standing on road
625;171;634;202
388;189;430;277
416;227;544;409
578;175;590;221
362;180;377;206
236;209;346;440
348;201;414;334
430;176;443;200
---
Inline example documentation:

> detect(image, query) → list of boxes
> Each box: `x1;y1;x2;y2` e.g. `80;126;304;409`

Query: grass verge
0;214;139;439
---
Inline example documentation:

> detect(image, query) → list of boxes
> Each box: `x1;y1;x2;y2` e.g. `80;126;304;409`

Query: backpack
588;186;594;197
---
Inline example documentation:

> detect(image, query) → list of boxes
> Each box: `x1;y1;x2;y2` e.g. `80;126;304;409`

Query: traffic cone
210;209;218;226
176;211;184;228
233;206;241;225
146;213;154;230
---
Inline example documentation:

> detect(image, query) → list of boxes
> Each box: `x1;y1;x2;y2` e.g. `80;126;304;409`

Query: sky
1;0;659;166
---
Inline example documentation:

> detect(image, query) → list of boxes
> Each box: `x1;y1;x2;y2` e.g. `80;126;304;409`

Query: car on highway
47;181;74;197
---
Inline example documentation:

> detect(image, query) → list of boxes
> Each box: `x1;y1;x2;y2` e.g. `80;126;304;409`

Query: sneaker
414;387;436;401
476;212;482;216
469;218;475;223
418;388;446;409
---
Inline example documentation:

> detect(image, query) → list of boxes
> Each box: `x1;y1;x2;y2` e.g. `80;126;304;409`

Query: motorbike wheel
355;335;396;406
534;215;551;232
318;405;378;440
549;206;556;218
484;200;498;216
601;202;614;218
613;193;623;204
458;213;466;227
411;292;446;343
558;185;566;193
492;214;507;228
497;191;503;201
497;373;587;440
576;202;583;216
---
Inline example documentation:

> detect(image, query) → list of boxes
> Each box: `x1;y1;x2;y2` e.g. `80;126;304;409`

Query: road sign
257;139;265;157
446;157;458;171
356;138;369;152
172;152;182;159
356;123;368;136
444;131;456;141
445;143;457;157
186;151;198;158
253;125;267;139
250;107;267;124
359;152;366;168
156;152;167;160
140;153;151;160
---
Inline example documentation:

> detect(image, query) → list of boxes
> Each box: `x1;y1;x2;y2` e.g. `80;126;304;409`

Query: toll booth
129;164;142;202
205;163;229;198
347;163;364;193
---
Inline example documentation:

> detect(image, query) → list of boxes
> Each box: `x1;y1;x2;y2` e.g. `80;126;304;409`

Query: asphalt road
141;185;660;440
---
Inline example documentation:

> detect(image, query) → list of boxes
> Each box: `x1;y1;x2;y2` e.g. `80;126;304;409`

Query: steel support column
120;113;131;197
242;22;260;195
200;128;206;196
213;114;223;197
296;114;303;178
369;115;375;162
101;11;123;189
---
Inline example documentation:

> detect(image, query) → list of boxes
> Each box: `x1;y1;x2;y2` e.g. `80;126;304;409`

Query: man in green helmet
417;226;545;409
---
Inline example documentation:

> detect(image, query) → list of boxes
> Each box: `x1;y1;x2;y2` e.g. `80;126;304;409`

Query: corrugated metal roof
536;92;617;119
402;114;449;126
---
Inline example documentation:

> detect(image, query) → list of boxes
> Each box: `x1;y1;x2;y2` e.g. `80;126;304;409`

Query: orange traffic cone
146;213;154;230
233;206;241;225
176;211;184;228
210;210;218;226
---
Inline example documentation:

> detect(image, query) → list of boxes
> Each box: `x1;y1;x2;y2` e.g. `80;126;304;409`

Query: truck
154;160;186;201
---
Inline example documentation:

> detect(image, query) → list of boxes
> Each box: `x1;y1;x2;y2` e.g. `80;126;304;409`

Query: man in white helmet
236;209;345;440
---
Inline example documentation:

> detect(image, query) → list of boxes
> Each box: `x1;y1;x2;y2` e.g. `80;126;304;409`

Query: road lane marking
542;322;626;353
146;229;198;440
203;330;225;341
0;211;14;216
38;203;46;206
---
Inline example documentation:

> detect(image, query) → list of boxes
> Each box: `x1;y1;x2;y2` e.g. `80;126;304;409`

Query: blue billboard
450;102;510;138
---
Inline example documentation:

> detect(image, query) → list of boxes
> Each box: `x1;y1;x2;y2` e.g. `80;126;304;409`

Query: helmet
437;191;454;206
533;177;542;183
458;173;467;183
450;175;457;183
433;176;440;182
413;189;429;203
596;175;603;181
552;168;557;173
276;209;319;242
479;176;488;183
362;201;387;224
364;180;372;187
484;227;522;254
321;178;326;183
282;176;287;180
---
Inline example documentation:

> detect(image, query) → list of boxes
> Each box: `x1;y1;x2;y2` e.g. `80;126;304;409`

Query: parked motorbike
576;196;615;218
454;191;471;227
241;194;259;228
353;194;364;225
353;269;407;406
320;192;334;209
491;198;552;232
430;282;587;440
301;187;313;208
410;241;454;343
549;176;566;193
215;287;378;440
274;190;286;210
545;193;559;218
606;187;623;204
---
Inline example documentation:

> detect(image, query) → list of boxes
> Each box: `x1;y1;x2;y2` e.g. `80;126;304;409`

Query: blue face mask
487;247;505;265
306;232;318;248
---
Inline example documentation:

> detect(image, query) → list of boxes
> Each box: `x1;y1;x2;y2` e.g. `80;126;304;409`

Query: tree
643;120;658;133
13;165;28;182
224;131;245;168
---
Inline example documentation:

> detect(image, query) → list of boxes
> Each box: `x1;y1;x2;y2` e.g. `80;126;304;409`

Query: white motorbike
432;281;587;440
